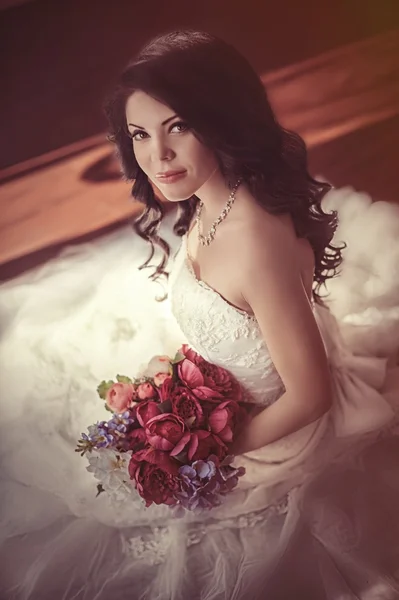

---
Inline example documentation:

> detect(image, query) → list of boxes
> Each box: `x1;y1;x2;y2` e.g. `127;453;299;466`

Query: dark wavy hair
104;30;344;303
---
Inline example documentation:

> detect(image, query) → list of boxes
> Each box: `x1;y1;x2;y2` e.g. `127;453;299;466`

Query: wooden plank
264;29;399;145
0;146;137;263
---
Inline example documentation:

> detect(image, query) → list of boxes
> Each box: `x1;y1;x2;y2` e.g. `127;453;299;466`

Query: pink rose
154;372;171;388
186;430;227;462
171;386;204;428
145;413;189;454
137;382;158;400
180;345;242;402
105;382;137;413
135;401;161;427
208;400;243;443
128;447;180;507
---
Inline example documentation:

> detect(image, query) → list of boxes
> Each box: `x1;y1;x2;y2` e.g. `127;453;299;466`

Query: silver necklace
195;179;242;247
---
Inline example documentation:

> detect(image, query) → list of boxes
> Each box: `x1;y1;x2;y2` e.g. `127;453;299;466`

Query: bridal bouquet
76;345;246;513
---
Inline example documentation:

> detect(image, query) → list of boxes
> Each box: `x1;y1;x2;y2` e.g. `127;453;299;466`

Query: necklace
195;179;242;247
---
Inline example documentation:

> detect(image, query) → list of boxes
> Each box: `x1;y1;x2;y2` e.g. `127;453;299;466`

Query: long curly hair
104;30;344;303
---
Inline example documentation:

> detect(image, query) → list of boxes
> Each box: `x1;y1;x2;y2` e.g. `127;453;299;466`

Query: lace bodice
168;236;284;406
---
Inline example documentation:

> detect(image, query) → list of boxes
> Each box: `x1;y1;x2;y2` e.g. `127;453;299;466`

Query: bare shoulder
230;204;299;274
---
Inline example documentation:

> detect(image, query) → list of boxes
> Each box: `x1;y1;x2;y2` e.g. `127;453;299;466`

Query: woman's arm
230;386;331;455
229;219;333;455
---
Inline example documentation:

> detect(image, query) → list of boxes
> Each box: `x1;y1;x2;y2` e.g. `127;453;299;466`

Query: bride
1;30;399;600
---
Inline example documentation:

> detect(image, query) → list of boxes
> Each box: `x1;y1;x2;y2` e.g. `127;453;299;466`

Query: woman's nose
151;138;175;162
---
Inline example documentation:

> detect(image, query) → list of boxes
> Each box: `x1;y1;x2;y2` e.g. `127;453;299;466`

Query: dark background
2;0;399;170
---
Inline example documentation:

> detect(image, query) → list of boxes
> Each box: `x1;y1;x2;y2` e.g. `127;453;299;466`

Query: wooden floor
0;30;398;282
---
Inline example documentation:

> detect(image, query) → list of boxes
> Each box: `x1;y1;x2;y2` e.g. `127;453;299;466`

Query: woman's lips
155;170;187;184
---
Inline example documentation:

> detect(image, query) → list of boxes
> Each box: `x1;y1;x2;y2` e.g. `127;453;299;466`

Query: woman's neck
195;171;241;225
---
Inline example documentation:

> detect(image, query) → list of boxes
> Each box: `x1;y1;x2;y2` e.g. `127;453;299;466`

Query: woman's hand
228;405;257;455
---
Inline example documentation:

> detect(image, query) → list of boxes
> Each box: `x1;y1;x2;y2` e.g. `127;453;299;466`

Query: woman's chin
154;186;196;203
165;194;194;202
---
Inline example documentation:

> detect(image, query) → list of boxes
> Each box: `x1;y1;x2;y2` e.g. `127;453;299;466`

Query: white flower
86;448;131;492
142;355;172;378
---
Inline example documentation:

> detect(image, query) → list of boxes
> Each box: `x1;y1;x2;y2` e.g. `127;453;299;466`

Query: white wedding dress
1;186;399;600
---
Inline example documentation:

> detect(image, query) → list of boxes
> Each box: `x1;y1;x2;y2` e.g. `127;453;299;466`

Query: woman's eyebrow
128;115;179;129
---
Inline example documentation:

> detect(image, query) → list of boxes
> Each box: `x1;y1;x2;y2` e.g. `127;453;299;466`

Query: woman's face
125;91;219;201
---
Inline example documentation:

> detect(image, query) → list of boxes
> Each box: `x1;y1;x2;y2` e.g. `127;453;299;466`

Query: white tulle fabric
1;187;399;600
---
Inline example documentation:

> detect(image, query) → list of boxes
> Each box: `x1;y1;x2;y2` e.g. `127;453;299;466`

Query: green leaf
116;375;133;384
171;351;185;365
172;451;188;463
185;416;196;428
97;380;114;400
104;402;114;413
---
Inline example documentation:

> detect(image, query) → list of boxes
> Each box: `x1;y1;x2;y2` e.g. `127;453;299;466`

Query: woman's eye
170;121;189;133
130;122;188;141
131;130;148;142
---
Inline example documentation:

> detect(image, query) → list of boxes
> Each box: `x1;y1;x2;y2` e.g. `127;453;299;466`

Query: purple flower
174;455;245;512
107;411;135;435
76;412;136;455
88;422;114;448
76;422;113;455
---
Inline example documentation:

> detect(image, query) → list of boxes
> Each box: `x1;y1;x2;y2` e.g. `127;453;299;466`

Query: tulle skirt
1;187;399;600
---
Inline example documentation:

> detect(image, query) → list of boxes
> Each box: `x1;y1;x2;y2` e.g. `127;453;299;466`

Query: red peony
171;386;204;427
208;400;243;443
128;448;180;507
186;430;228;462
125;427;147;452
134;401;161;427
179;345;242;402
158;376;175;403
145;413;189;454
177;358;223;401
